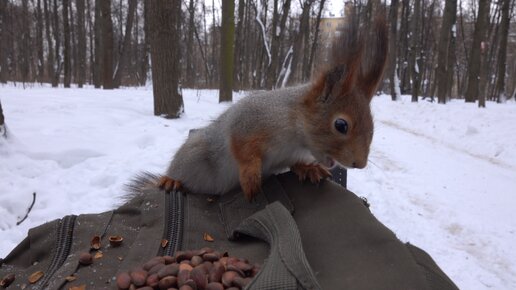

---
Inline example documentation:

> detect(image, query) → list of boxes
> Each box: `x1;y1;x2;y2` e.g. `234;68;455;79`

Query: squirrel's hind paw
291;163;332;184
158;176;182;192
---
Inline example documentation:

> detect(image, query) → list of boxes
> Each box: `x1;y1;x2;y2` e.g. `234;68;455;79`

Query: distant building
317;17;347;64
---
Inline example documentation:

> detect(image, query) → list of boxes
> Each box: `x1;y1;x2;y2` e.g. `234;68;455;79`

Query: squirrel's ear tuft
305;14;387;105
308;13;365;104
358;16;388;101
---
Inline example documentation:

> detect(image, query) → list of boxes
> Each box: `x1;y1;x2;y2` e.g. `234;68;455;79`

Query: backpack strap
219;177;294;240
234;202;321;290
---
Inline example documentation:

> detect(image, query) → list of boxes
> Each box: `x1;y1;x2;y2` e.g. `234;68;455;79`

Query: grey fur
166;85;316;195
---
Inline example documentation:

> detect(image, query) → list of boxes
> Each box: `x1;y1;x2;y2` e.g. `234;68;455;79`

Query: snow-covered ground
1;84;515;289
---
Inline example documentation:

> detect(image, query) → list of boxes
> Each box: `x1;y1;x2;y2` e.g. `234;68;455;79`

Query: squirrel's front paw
158;176;182;192
291;163;332;184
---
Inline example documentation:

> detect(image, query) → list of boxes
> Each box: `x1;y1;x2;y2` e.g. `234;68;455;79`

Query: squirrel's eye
334;118;349;134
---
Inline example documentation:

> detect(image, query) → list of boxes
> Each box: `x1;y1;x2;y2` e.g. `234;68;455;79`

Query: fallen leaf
118;256;124;261
65;275;77;282
28;271;44;284
68;285;86;290
161;239;169;248
90;235;101;250
94;251;103;259
203;233;215;242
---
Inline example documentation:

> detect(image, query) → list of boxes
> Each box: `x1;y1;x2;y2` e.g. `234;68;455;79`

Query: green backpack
0;170;458;290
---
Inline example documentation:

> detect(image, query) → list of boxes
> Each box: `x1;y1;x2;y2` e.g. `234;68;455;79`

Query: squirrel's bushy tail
122;171;162;202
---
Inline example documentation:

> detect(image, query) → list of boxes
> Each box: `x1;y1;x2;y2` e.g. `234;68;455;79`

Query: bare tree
492;0;512;102
307;0;326;81
388;0;400;100
219;0;235;102
265;0;292;89
287;0;315;86
52;0;61;87
139;0;149;86
233;0;245;90
113;0;136;88
185;0;196;88
148;0;184;118
63;0;71;88
20;0;30;84
93;0;102;88
465;0;491;104
435;0;457;104
36;0;45;82
101;0;114;89
77;0;86;87
0;0;8;83
0;99;6;138
409;0;422;102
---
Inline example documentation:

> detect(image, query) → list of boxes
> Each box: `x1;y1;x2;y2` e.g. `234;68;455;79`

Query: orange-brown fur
230;132;270;200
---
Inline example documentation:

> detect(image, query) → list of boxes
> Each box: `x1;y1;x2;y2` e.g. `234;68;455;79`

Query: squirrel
159;18;388;201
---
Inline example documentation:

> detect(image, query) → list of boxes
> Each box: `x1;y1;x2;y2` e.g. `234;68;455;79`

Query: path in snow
349;116;516;289
379;119;516;171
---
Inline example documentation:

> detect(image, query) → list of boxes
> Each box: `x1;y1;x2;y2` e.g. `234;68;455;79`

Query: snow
1;85;516;289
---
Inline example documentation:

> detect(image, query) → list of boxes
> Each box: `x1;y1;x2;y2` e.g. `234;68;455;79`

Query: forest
0;0;514;115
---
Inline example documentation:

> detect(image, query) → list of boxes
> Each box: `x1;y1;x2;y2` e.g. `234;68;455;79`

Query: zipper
158;190;184;256
37;214;77;289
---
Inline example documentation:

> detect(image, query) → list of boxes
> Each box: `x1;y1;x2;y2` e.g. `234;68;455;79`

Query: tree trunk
233;0;245;90
77;0;86;87
493;0;511;102
435;0;457;104
0;0;8;83
410;0;422;102
93;0;102;88
43;0;55;84
185;0;196;88
139;0;149;86
219;0;235;102
265;0;280;89
287;0;315;86
101;0;114;89
36;0;45;82
211;0;218;87
113;0;136;88
0;99;6;138
398;0;410;94
307;0;326;80
63;0;71;88
465;0;491;103
87;0;94;84
478;42;487;107
446;13;457;99
148;0;184;118
70;1;78;84
388;0;399;100
52;0;61;87
265;0;291;89
20;0;30;84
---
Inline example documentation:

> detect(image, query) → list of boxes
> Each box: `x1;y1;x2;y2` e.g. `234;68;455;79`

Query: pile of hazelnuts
116;248;260;290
